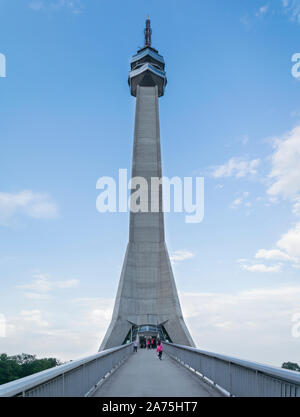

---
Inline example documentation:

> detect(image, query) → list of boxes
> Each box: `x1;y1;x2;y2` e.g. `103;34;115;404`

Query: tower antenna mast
144;15;152;47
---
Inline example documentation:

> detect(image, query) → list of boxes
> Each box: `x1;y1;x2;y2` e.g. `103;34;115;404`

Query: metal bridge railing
163;342;300;397
0;343;133;397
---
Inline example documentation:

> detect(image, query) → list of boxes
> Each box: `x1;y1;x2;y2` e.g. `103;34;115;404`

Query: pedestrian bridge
0;343;300;397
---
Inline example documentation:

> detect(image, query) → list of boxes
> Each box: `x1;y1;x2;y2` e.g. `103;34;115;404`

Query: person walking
133;340;138;353
151;337;154;349
157;340;163;360
147;339;150;350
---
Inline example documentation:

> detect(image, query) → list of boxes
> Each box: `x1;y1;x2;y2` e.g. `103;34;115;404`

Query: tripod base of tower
99;242;195;351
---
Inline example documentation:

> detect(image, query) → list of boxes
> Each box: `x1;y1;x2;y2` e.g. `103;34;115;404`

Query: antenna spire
144;15;152;47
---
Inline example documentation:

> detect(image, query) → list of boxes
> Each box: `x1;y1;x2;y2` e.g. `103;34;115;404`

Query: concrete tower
100;17;195;350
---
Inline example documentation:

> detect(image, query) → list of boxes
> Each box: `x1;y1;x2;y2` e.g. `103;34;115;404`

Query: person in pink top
157;340;163;360
151;337;154;349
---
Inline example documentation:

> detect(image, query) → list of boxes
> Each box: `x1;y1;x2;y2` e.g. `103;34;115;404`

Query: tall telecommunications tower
100;17;195;350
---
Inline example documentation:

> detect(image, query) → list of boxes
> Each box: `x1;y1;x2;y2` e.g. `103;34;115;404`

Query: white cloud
267;124;300;199
72;297;113;306
255;248;294;262
230;192;250;209
292;196;300;216
24;292;51;300
2;288;300;366
16;273;52;293
245;222;300;271
236;258;248;264
89;308;113;323
1;297;114;361
20;310;49;328
281;0;300;24
56;280;80;289
256;4;269;16
277;222;300;259
170;250;195;264
180;285;300;366
211;157;260;179
243;2;300;28
29;0;83;13
231;197;243;209
16;272;80;296
0;190;59;225
245;124;300;272
72;297;114;325
241;263;282;273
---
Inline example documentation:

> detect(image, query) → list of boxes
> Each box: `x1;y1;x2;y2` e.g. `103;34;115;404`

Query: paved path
93;348;221;397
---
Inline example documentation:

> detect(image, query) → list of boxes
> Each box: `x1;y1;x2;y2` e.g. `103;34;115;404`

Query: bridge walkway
93;347;221;397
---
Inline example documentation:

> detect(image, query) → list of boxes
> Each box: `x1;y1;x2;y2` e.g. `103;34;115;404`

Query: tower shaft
100;86;194;350
130;86;164;244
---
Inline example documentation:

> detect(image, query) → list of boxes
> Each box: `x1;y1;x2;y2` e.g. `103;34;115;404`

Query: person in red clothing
157;340;163;360
146;339;150;350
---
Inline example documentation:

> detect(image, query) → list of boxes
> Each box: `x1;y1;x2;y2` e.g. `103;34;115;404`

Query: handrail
0;344;133;397
163;342;300;397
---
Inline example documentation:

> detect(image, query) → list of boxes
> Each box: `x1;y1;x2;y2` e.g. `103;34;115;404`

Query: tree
0;353;61;385
0;354;20;384
282;362;300;372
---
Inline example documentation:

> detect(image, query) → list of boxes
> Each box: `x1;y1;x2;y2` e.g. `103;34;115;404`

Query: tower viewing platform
128;16;167;97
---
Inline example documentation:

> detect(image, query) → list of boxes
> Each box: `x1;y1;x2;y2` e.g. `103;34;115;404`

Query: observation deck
128;17;167;97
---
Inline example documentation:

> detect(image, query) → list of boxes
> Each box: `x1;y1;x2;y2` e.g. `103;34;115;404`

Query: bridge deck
93;348;221;397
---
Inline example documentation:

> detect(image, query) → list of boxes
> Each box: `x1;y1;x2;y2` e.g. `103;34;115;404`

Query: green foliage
0;353;61;385
282;362;300;372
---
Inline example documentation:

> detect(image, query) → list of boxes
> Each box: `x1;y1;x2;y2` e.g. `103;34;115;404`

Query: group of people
146;337;156;350
138;337;156;349
133;338;163;360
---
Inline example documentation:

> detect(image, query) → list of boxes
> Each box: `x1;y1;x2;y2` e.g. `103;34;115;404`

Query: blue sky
1;0;300;366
